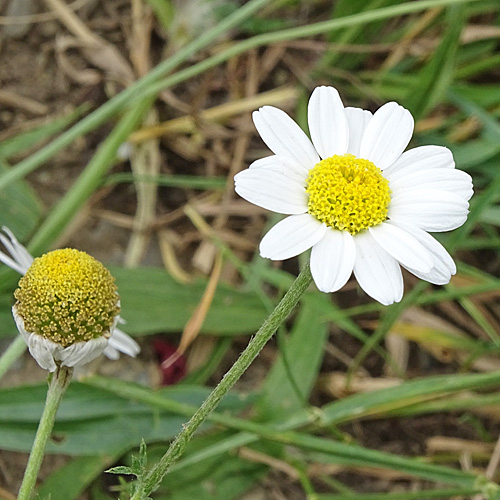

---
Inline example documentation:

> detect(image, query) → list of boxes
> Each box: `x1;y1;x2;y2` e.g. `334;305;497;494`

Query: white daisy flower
234;86;473;305
0;227;140;371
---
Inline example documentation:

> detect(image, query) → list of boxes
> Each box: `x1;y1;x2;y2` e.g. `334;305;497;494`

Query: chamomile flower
234;86;473;305
0;227;140;371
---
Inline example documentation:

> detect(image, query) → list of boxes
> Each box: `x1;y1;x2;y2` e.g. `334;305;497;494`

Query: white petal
369;222;433;274
0;250;27;275
390;189;469;232
0;227;34;275
1;227;34;269
310;229;355;292
103;344;120;360
308;86;348;159
390;168;473;201
353;231;403;305
235;168;307;214
260;214;327;261
249;155;308;182
59;337;108;367
345;107;372;156
391;221;456;285
13;308;58;371
249;156;276;169
253;106;319;167
28;336;58;372
404;266;451;286
384;145;454;182
107;328;140;358
359;102;414;170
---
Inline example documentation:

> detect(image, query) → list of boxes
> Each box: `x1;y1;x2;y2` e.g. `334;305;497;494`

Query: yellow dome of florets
14;249;120;347
306;154;392;235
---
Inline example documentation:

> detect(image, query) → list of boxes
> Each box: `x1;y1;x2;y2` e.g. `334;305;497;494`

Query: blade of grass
104;173;226;190
27;98;153;255
320;371;500;425
383;391;500;418
0;106;87;161
446;87;500;250
0;336;26;380
256;303;329;419
347;281;427;379
317;277;500;321
35;453;123;500
405;5;464;119
142;0;481;102
84;370;500;487
320;0;394;70
0;161;41;240
0;0;480;195
316;488;481;500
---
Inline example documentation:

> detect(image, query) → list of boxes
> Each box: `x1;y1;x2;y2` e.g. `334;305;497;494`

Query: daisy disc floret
234;86;473;305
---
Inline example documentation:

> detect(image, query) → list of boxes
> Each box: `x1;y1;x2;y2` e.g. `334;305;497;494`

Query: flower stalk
17;365;73;500
131;263;313;499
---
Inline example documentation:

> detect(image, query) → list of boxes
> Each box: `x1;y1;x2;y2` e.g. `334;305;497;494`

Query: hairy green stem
131;263;313;499
17;365;73;500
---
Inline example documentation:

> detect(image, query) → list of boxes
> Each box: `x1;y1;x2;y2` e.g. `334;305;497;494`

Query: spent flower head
14;248;120;346
0;228;140;371
234;86;473;305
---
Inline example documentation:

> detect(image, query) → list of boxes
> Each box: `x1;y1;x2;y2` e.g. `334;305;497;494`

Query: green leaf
0;382;250;455
452;139;500;171
451;83;500;108
0;293;15;338
89;372;494;488
405;5;464;119
105;173;226;190
106;465;137;475
145;435;267;500
145;0;175;32
0;161;41;241
321;0;401;70
125;439;148;477
36;453;122;500
448;86;500;142
111;266;268;336
320;371;500;425
0;106;87;161
158;456;264;500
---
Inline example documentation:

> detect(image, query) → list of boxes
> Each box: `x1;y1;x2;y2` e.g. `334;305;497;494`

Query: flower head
0;227;140;371
234;86;473;305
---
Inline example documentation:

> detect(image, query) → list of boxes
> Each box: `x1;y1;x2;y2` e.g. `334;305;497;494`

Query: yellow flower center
14;249;120;347
305;154;391;235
